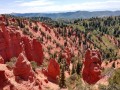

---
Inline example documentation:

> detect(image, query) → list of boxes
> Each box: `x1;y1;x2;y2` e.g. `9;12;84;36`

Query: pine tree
59;64;66;88
112;62;115;68
20;22;25;28
33;25;38;32
71;64;75;74
76;61;82;75
5;19;9;26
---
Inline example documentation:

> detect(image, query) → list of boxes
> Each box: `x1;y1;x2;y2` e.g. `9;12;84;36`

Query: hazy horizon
0;0;120;14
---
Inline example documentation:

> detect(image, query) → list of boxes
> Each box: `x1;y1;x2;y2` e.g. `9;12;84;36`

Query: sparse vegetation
23;28;30;35
99;69;120;90
30;61;39;71
33;25;38;32
6;57;17;69
108;69;120;89
1;14;120;90
76;61;83;75
59;64;66;88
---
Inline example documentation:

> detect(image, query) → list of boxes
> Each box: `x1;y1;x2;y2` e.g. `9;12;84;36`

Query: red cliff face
22;37;33;61
0;23;22;62
13;53;34;80
43;59;60;82
0;55;42;90
0;20;43;65
0;65;8;88
0;55;4;64
32;39;44;65
22;37;44;65
0;71;7;88
47;59;60;80
82;49;102;84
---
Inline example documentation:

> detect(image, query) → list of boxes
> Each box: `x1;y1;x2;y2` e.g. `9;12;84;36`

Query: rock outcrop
22;37;44;65
0;16;43;65
0;64;8;89
82;49;102;84
32;39;44;65
47;59;60;80
13;53;34;80
43;59;60;82
0;22;22;62
0;55;4;64
0;54;43;90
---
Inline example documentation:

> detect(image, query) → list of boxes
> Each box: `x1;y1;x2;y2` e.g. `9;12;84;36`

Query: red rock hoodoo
13;53;34;80
22;37;44;65
0;64;8;88
32;39;44;65
43;59;60;82
0;23;22;62
0;53;42;90
82;49;102;84
0;55;4;64
0;19;43;65
0;22;22;62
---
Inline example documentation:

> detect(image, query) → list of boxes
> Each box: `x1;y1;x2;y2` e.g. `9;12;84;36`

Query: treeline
73;16;120;38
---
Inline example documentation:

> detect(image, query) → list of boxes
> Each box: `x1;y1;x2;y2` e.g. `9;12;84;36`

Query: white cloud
0;8;14;14
56;0;120;11
20;0;54;7
17;0;120;13
14;0;24;3
0;0;120;13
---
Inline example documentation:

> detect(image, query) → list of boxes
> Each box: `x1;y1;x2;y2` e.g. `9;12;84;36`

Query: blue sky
0;0;120;14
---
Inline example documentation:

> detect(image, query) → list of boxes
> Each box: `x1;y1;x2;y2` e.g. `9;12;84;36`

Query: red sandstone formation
22;37;44;65
0;22;22;62
0;13;119;90
0;64;8;89
0;15;5;22
0;55;4;64
0;55;42;90
22;37;33;61
0;17;43;65
13;53;34;80
32;39;44;65
47;59;60;80
0;23;22;62
43;59;60;82
82;49;102;84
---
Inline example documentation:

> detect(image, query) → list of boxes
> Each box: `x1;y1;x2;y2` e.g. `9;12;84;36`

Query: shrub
37;37;43;43
6;57;17;69
99;69;120;90
109;69;120;87
23;28;30;35
98;84;107;90
105;61;108;66
33;26;38;32
71;64;76;75
30;61;38;71
112;62;115;68
76;61;83;75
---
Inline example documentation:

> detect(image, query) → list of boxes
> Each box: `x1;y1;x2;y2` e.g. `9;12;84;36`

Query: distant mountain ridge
11;11;120;19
